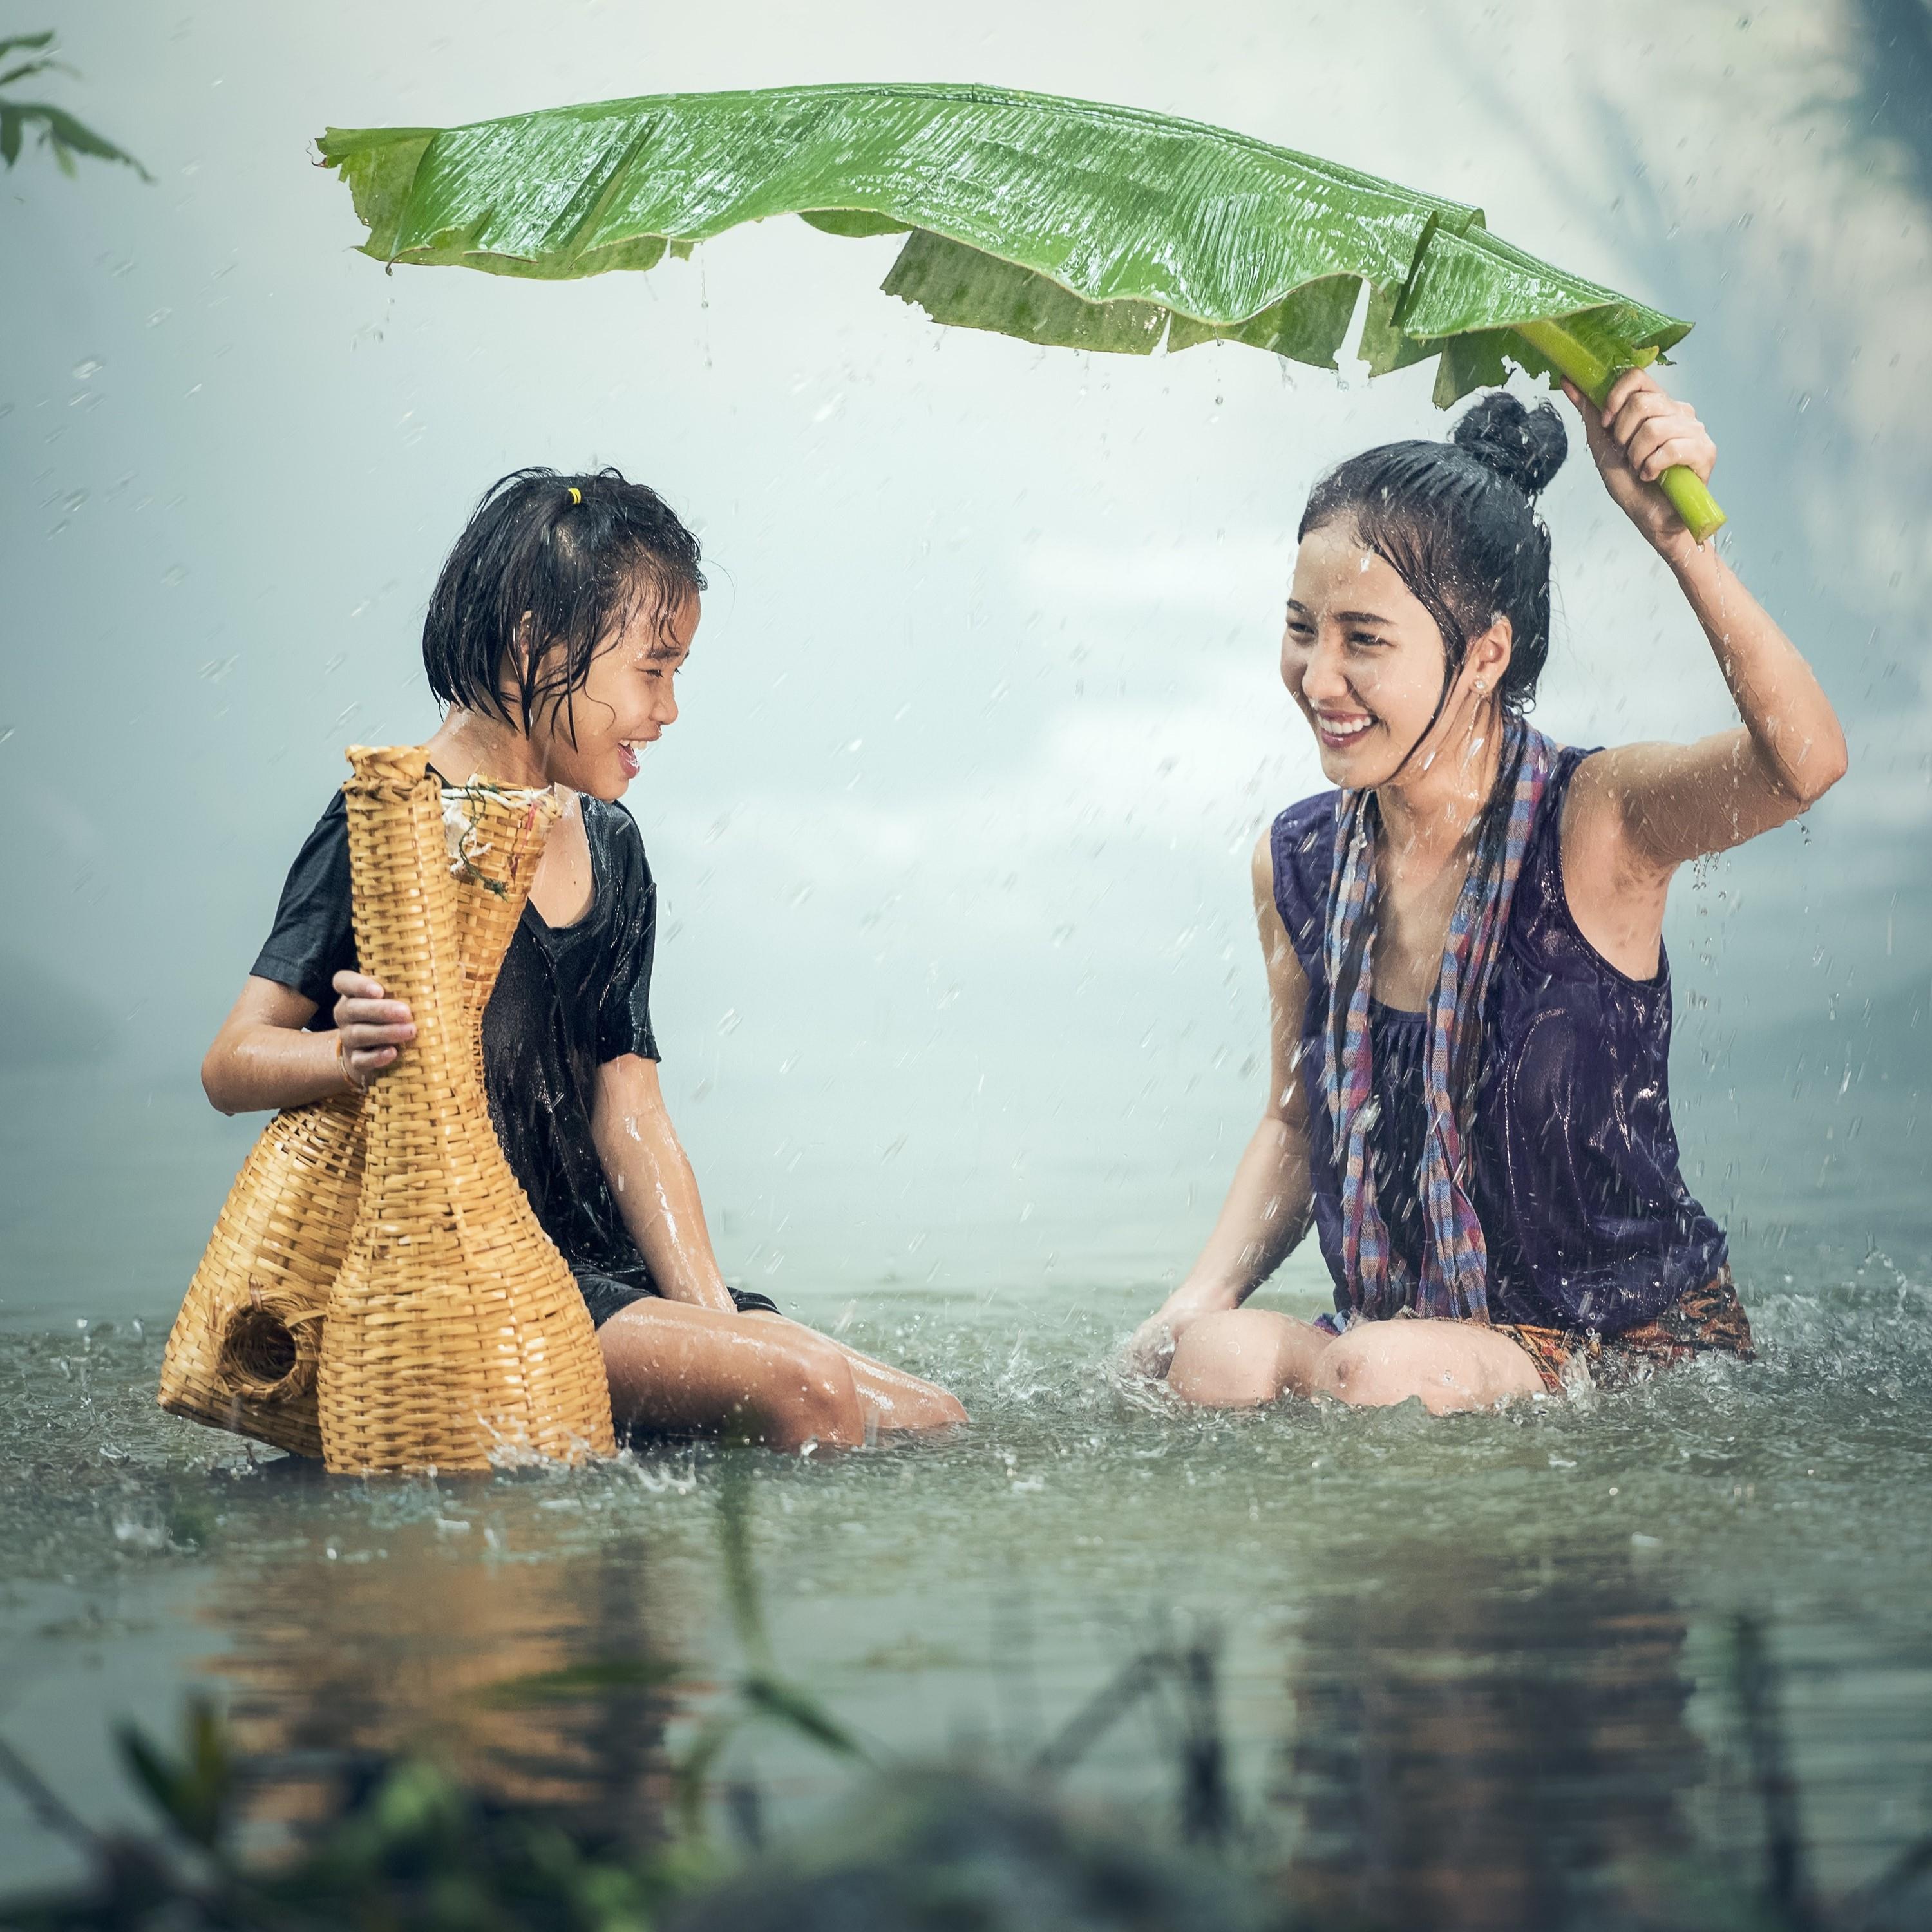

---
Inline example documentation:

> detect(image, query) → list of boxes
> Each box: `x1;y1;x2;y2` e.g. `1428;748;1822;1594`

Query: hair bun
1451;390;1567;498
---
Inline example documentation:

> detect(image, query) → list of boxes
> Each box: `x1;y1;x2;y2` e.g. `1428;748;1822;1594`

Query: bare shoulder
1251;825;1296;956
1564;741;1704;871
1563;743;1644;859
1250;824;1278;904
1558;747;1675;980
1249;824;1309;1030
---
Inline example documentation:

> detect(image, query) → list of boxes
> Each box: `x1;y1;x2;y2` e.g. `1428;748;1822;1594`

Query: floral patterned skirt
1493;1268;1756;1395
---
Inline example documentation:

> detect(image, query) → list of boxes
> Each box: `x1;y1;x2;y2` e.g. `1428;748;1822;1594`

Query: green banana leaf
317;82;1722;538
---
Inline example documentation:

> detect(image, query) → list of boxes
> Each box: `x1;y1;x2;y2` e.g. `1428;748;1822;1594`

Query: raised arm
1126;829;1316;1373
589;1053;737;1314
1560;370;1848;879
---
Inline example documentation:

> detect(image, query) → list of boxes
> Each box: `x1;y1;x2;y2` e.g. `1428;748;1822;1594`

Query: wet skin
1133;371;1848;1413
200;585;966;1450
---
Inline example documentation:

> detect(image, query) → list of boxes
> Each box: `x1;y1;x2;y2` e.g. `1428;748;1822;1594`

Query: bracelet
336;1032;363;1094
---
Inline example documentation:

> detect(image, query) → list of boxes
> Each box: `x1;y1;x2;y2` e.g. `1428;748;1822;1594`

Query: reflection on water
3;1282;1932;1929
207;1513;685;1854
1279;1543;1704;1929
156;1492;1931;1932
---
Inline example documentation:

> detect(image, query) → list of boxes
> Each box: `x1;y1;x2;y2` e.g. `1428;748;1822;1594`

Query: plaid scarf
1320;715;1553;1323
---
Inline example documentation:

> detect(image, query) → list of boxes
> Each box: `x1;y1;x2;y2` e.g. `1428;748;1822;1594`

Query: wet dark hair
422;466;706;735
1298;390;1567;721
1303;395;1569;1115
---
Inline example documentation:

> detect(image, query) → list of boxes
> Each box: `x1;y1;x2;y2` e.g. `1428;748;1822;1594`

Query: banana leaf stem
1513;317;1726;544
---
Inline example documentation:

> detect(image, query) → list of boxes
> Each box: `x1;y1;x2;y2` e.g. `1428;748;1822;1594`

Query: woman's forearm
1168;1113;1314;1314
1672;545;1847;806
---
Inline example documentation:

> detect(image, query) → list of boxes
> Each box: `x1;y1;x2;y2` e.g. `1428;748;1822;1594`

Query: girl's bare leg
1167;1309;1547;1414
1309;1318;1546;1414
1168;1309;1337;1408
821;1338;967;1432
598;1299;869;1451
737;1313;967;1433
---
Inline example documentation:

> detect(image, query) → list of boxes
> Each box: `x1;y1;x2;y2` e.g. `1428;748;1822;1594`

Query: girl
202;468;967;1450
1130;374;1846;1412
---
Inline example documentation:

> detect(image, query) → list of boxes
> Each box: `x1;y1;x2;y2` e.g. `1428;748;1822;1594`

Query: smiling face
518;583;698;800
1282;520;1504;791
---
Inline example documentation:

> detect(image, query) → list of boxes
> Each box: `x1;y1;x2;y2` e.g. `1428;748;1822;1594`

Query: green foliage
0;30;149;181
3;1553;1923;1929
668;1768;1272;1932
739;1672;862;1759
709;1452;867;1766
116;1698;231;1851
477;1656;685;1707
0;1714;1269;1932
0;1700;681;1931
0;1463;868;1931
714;1450;768;1667
315;80;1687;408
657;1450;869;1839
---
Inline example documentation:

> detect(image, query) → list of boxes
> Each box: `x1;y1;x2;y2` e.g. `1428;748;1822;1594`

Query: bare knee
1311;1332;1407;1408
1169;1311;1294;1410
1312;1330;1457;1410
761;1342;865;1453
1311;1326;1535;1414
909;1384;969;1431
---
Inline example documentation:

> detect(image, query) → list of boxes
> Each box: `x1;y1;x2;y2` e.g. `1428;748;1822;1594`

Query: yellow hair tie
567;486;582;505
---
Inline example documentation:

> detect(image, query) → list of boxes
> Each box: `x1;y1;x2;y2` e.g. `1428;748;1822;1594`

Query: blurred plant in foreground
1;32;148;182
1;1471;1926;1929
0;1452;1258;1932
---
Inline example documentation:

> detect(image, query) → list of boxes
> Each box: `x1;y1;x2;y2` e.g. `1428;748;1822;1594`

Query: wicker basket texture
157;756;596;1466
157;1091;363;1457
316;746;614;1473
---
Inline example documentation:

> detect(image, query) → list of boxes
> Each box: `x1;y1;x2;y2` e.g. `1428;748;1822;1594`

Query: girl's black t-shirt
250;786;663;1288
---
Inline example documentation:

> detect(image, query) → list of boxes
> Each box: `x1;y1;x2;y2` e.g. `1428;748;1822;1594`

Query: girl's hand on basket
1561;370;1716;564
331;970;415;1089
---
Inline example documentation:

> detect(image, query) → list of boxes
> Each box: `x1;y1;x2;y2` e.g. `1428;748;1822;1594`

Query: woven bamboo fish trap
158;1090;363;1458
316;745;614;1473
157;755;596;1464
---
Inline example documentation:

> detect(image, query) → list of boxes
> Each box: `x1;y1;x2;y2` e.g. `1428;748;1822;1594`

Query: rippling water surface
4;1074;1931;1930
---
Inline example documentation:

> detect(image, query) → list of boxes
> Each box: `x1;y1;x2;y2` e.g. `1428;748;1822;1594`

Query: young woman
1129;374;1846;1412
202;468;966;1451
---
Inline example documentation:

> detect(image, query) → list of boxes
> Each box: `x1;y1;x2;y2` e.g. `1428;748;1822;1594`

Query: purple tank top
1271;745;1727;1335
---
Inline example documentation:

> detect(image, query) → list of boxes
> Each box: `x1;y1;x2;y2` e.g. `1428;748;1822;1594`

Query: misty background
3;0;1927;1331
